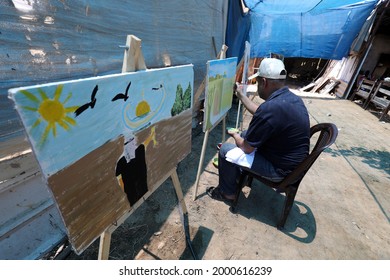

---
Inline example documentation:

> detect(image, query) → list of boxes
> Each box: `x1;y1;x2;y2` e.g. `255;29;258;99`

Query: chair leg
277;186;298;230
247;176;253;188
230;172;247;213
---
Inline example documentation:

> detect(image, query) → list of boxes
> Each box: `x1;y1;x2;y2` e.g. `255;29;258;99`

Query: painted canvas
8;65;194;254
203;57;238;132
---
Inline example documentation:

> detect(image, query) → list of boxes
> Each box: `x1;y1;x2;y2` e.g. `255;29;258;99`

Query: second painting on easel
203;57;238;132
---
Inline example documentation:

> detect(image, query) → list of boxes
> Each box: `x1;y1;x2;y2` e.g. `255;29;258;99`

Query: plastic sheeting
225;0;251;61
0;0;227;143
226;0;379;60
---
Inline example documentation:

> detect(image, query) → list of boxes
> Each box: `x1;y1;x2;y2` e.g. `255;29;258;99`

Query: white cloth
225;147;255;168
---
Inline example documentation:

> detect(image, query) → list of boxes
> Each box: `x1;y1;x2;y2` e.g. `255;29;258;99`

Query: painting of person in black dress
115;135;148;206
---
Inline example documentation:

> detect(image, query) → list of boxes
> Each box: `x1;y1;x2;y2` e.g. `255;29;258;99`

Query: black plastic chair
230;123;338;230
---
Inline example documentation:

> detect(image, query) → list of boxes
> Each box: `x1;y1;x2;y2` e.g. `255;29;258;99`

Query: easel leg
193;129;209;200
98;231;112;260
240;93;255;130
171;169;198;260
222;117;226;142
235;100;242;129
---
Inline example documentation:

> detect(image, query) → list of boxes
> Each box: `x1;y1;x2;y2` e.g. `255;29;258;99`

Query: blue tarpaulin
226;0;379;60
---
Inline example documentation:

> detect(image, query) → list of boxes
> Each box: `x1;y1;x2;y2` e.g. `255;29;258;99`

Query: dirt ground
57;87;390;260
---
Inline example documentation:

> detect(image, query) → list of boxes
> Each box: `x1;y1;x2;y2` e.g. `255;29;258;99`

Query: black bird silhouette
112;81;131;102
74;85;98;117
152;84;163;90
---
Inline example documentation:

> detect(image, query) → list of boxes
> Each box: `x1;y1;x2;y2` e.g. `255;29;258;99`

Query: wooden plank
337;80;347;90
356;90;371;99
320;79;340;94
372;97;390;108
311;77;328;93
301;82;316;92
335;80;348;98
378;87;390;96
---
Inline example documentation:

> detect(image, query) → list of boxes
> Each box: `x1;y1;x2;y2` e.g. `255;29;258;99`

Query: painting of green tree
171;82;192;116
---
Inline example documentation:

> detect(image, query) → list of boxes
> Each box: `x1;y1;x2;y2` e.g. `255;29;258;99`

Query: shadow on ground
231;182;317;244
336;147;390;178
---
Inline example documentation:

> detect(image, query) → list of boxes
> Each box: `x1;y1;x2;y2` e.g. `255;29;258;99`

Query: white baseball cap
248;58;287;80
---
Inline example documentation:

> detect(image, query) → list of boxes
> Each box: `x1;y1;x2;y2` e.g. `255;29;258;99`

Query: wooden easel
193;44;228;201
98;35;197;260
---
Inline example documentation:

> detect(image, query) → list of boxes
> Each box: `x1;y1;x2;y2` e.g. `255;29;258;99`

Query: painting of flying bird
112;81;131;102
74;85;98;117
152;84;163;90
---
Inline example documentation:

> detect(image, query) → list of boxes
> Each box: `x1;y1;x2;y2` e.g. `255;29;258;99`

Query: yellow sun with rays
135;90;151;117
20;84;79;146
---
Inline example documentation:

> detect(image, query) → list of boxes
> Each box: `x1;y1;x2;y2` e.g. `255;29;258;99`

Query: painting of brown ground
47;109;192;254
138;109;192;193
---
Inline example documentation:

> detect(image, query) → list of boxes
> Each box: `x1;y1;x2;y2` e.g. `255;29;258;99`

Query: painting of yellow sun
135;100;151;117
20;84;78;146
